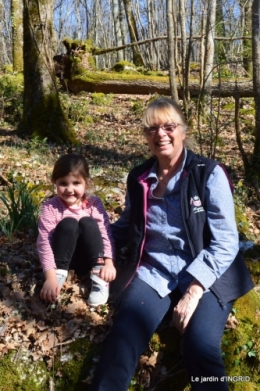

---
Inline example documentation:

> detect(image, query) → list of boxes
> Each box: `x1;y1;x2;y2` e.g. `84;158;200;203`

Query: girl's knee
79;216;99;229
55;217;79;233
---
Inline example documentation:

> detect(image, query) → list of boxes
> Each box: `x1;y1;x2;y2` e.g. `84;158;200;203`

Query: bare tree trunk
11;0;23;72
234;91;249;171
215;0;226;62
184;0;195;105
21;0;76;144
179;0;188;111
0;0;4;69
203;0;216;98
122;0;145;66
252;0;260;158
93;0;100;69
119;0;127;46
75;0;83;40
240;0;252;75
200;2;207;90
147;0;158;70
167;0;178;101
179;0;186;76
112;0;124;61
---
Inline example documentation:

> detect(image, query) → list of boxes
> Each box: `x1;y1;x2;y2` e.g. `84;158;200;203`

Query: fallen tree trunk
67;78;254;98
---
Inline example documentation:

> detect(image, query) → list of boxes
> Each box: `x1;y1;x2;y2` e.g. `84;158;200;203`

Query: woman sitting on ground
90;97;253;391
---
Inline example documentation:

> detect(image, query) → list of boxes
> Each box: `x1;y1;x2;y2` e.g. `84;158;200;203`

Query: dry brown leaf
11;291;25;301
55;325;68;343
0;343;6;351
146;351;160;367
226;314;239;329
71;284;81;295
139;355;149;365
89;312;104;324
36;320;48;331
6;342;17;350
37;331;49;345
47;332;56;349
66;301;87;314
41;339;51;352
0;324;8;337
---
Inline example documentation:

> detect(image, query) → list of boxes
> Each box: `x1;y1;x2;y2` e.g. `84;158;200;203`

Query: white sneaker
87;273;109;306
56;269;68;288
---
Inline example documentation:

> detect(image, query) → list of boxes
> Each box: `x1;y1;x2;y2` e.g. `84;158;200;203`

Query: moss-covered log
20;0;76;144
56;38;254;99
67;75;255;98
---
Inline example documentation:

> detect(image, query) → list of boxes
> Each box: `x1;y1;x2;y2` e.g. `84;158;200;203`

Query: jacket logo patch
190;196;205;213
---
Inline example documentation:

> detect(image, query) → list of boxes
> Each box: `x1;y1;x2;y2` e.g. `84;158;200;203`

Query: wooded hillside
0;1;260;390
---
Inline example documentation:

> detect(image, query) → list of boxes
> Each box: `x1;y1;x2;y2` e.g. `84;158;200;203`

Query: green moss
63;38;86;53
87;56;96;70
222;103;235;110
240;108;255;116
121;69;140;75
245;258;260;286
235;204;250;238
0;74;23;124
85;115;94;124
0;73;23;87
62;38;96;72
20;93;77;144
74;69;169;84
112;61;137;73
2;64;14;73
222;291;260;390
90;93;114;106
131;101;144;114
0;352;49;391
190;62;200;71
144;70;165;77
150;333;162;352
54;338;101;391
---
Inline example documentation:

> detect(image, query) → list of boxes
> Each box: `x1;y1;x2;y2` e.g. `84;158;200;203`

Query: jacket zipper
180;175;197;258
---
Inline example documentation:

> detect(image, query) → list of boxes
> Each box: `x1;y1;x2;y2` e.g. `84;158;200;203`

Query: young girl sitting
37;154;116;306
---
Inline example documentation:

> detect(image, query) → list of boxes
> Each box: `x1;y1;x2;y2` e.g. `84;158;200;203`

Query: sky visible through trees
1;0;251;70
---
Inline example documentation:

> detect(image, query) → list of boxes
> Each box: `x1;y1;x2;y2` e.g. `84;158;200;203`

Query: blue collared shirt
137;150;239;297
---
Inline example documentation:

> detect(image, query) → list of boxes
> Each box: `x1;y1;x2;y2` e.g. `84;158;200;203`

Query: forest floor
0;92;260;390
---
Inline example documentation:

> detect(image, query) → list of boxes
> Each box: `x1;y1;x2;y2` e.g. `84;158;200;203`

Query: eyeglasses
144;124;179;136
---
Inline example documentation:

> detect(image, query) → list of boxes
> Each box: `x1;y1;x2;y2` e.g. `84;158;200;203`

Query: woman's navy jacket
111;150;254;305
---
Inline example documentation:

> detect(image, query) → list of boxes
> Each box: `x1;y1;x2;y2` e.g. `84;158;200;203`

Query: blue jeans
90;277;232;391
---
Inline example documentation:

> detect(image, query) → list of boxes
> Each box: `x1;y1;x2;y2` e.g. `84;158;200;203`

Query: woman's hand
40;269;60;303
99;258;117;282
172;280;204;335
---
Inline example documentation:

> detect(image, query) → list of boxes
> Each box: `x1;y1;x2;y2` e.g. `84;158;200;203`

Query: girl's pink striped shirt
37;195;115;272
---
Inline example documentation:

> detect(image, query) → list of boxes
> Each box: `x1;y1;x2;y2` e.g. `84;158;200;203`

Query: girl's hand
172;280;204;335
40;269;60;303
99;258;117;282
